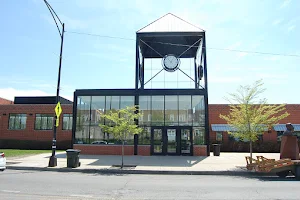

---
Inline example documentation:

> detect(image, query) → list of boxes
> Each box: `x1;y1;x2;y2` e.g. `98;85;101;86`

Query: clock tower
135;13;207;91
134;13;210;156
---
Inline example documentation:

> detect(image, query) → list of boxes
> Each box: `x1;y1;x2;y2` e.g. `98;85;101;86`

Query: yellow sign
55;102;62;117
55;102;62;127
56;118;59;127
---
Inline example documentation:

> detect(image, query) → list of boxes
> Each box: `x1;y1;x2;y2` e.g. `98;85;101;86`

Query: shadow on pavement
256;176;300;181
86;156;208;167
43;153;66;159
233;173;300;182
42;153;208;167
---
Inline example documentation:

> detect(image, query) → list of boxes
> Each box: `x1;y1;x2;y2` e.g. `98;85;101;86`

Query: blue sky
0;0;299;104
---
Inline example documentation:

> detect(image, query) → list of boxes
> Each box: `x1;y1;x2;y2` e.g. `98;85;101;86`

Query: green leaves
99;105;143;141
220;80;289;143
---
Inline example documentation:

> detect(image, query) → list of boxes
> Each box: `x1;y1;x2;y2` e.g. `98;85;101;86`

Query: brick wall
193;145;207;156
0;97;13;105
138;145;150;156
74;144;134;155
0;104;72;147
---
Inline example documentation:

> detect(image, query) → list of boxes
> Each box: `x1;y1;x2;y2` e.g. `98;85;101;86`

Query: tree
219;80;289;160
99;105;143;168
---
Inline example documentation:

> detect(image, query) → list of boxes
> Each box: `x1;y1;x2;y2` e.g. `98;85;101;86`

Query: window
8;114;26;130
277;131;283;141
192;95;205;126
35;114;54;130
138;96;151;126
63;114;73;130
228;134;240;141
165;95;178;126
216;132;223;142
139;127;151;145
193;127;205;145
179;95;192;126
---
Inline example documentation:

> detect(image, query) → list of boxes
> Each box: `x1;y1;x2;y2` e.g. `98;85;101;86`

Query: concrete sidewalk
6;152;280;176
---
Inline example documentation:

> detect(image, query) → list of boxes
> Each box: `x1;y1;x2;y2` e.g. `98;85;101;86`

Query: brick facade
0;104;72;149
1;102;299;155
138;145;151;156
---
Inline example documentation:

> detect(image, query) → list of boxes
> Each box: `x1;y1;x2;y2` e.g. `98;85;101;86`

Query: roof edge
136;13;205;33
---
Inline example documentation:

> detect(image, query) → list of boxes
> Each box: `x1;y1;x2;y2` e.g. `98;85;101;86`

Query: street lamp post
43;0;65;167
49;23;65;167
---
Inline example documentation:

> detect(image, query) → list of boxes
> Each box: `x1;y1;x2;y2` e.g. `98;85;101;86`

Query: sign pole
49;23;65;167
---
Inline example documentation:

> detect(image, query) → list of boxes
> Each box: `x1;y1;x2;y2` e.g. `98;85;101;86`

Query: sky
0;0;299;104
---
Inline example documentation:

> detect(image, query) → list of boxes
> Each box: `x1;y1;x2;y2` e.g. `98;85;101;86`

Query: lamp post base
48;155;57;167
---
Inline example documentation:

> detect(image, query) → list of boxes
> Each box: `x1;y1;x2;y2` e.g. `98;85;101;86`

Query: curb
6;165;274;177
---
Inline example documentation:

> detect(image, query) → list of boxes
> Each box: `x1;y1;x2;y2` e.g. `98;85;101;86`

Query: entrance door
180;127;193;156
166;128;178;155
151;127;193;155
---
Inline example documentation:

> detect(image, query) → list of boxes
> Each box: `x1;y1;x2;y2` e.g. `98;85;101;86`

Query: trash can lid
66;149;81;153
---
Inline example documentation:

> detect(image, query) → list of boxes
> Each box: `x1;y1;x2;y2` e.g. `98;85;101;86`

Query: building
72;13;209;156
0;96;299;153
0;96;73;149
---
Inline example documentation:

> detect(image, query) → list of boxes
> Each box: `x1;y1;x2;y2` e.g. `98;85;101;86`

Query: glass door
166;128;178;155
151;127;163;155
180;127;193;156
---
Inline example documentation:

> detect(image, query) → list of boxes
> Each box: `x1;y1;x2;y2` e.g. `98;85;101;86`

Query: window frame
8;114;27;130
216;131;223;142
35;114;54;130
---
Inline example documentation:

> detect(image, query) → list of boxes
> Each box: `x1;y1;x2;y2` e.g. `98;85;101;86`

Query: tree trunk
250;140;253;164
121;140;124;169
121;131;125;169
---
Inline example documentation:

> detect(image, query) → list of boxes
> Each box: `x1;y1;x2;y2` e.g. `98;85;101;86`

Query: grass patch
0;149;63;158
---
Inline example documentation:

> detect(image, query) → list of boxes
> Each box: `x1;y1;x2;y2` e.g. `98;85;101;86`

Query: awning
211;124;236;132
273;124;300;131
211;124;268;132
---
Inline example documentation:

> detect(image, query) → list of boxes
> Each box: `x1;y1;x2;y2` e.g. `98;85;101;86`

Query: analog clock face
162;54;180;72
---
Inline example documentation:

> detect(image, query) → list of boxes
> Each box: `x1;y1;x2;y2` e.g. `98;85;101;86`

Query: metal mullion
177;95;180;155
104;96;106;125
19;115;22;130
177;95;179;126
163;95;166;155
88;96;92;144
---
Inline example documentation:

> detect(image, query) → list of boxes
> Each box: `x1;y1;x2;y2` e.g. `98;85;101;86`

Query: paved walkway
6;152;281;175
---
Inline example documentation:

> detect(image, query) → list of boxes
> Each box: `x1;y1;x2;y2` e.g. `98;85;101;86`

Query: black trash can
212;144;221;156
66;149;81;168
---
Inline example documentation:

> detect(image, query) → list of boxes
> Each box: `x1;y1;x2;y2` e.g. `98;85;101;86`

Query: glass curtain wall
138;95;206;145
75;96;134;144
75;95;206;145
